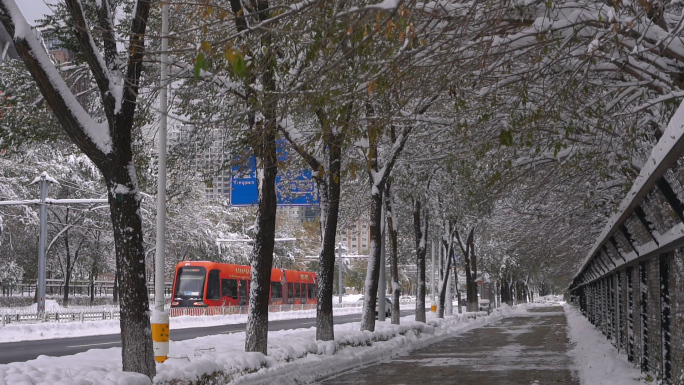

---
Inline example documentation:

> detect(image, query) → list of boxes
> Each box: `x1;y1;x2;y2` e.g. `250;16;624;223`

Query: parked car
478;299;491;313
376;297;392;318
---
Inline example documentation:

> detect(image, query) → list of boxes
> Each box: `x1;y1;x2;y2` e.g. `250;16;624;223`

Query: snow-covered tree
1;0;156;376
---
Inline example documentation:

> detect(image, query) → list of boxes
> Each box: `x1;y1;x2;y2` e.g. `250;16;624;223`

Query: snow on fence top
569;100;684;291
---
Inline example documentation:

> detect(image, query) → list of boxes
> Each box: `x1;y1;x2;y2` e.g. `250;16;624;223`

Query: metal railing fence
568;109;684;384
1;299;413;326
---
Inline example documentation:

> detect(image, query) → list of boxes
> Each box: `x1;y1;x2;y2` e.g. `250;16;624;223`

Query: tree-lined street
2;0;684;382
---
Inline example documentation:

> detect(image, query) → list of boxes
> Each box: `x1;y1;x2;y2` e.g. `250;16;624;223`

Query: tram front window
172;267;207;306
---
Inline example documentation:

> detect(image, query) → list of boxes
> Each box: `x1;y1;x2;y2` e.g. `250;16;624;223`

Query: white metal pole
378;205;386;321
5;174;105;314
431;240;435;309
152;1;170;363
37;174;48;314
1;42;9;62
338;246;343;304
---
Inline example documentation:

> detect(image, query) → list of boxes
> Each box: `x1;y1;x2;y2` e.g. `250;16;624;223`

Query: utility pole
0;172;108;315
151;0;171;364
35;173;50;314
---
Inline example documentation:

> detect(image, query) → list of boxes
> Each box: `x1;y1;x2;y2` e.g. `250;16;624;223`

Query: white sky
17;0;54;24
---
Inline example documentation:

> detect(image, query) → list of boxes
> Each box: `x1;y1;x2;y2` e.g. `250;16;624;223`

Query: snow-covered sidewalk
0;302;651;385
564;303;648;385
0;305;519;385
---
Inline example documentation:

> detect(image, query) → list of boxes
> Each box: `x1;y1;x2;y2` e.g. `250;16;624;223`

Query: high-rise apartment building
166;124;231;199
337;219;371;255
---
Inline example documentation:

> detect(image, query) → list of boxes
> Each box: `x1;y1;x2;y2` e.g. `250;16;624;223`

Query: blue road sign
230;142;319;206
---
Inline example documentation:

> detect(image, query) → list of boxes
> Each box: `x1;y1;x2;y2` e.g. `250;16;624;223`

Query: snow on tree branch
0;0;112;156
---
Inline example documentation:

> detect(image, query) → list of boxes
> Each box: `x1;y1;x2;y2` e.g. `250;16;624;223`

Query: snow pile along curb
0;306;520;385
0;305;381;343
156;310;504;385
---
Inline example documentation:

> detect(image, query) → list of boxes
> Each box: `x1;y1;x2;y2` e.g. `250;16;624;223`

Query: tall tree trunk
0;0;155;377
437;244;452;319
244;104;279;354
104;166;155;376
361;188;383;331
437;221;456;319
457;228;478;312
315;137;342;341
452;253;460;313
413;199;428;323
469;247;478;311
225;0;280;354
385;183;400;324
245;138;278;353
359;114;412;332
445;264;453;315
463;253;474;310
244;27;278;353
280;103;349;341
113;270;119;305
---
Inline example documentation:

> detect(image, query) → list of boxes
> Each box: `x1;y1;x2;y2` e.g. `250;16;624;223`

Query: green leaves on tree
194;52;207;80
225;49;247;78
499;129;514;146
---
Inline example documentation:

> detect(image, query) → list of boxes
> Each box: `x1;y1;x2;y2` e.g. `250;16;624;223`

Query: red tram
170;261;317;308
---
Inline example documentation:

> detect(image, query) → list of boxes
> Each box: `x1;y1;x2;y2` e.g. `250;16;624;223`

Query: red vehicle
170;261;317;308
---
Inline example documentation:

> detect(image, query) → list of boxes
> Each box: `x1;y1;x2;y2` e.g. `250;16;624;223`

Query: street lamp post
36;173;49;315
150;0;171;364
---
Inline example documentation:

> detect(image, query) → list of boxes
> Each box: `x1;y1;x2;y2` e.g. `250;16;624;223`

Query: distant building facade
166;124;231;199
337;218;371;255
276;205;320;223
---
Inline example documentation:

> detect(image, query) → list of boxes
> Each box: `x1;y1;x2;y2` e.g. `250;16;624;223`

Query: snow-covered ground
0;304;516;385
2;302;643;385
0;303;389;343
564;303;648;385
0;294;416;343
0;307;350;343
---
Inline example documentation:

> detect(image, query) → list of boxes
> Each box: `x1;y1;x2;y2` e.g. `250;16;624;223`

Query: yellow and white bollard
151;310;169;363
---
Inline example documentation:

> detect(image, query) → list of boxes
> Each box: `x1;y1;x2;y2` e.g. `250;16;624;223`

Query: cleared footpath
318;306;578;385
